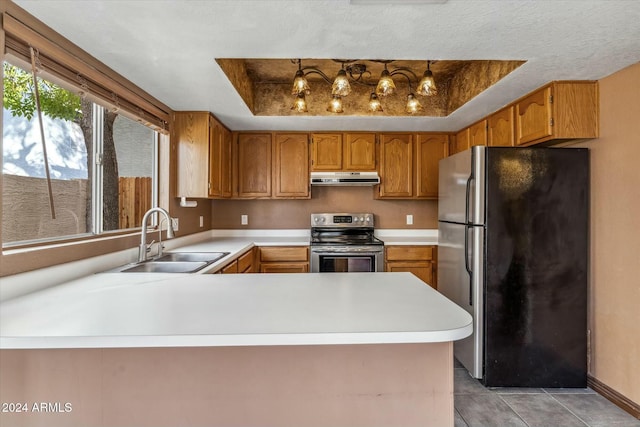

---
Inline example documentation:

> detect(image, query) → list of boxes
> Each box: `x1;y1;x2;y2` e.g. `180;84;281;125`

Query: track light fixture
290;59;436;114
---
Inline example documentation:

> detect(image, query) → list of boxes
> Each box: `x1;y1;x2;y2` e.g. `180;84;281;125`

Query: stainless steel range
310;213;384;273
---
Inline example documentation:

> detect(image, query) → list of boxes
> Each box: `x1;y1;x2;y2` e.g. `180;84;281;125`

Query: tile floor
454;359;640;427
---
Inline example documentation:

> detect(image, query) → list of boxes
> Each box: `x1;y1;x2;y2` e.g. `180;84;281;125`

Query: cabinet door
221;126;233;197
237;248;255;273
311;133;343;171
516;86;553;145
175;112;210;198
237;133;272;198
378;134;413;198
344;133;376;171
488;106;515;147
469;120;487;147
273;133;310;199
209;119;232;198
452;128;469;155
415;134;448;199
221;260;238;274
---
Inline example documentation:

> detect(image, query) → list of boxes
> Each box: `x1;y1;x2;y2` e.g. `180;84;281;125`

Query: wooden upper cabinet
311;132;376;171
344;133;376;171
516;86;553;145
452;128;469;155
377;133;413;198
236;133;272;198
469;120;488;147
174;111;210;198
209;119;233;198
311;133;342;171
488;106;515;147
273;133;310;199
415;134;449;199
515;81;598;146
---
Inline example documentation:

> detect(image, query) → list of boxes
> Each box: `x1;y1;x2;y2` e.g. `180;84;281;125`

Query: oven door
310;246;384;273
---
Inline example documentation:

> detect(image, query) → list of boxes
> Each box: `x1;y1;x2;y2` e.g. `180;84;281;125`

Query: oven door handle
311;247;383;254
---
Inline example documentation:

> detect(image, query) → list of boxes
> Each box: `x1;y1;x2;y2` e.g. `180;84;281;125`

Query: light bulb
375;69;396;97
406;93;422;114
331;69;351;96
417;69;437;96
291;93;308;112
327;95;344;113
368;93;383;112
291;69;310;95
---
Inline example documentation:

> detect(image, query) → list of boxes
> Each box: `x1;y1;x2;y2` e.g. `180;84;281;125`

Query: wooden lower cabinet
221;260;238;274
385;245;437;289
217;248;255;274
237;247;255;273
258;246;309;273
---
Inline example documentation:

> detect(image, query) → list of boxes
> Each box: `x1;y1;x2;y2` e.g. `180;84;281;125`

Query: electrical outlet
171;217;179;231
406;214;413;225
241;214;248;225
199;216;204;228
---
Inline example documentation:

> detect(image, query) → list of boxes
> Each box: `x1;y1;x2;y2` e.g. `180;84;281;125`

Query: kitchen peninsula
0;269;471;427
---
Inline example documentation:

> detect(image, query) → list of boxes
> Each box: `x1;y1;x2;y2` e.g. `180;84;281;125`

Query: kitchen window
2;60;158;247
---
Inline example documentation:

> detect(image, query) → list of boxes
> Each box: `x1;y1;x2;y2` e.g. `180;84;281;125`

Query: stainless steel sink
121;261;209;273
155;251;230;263
114;251;230;273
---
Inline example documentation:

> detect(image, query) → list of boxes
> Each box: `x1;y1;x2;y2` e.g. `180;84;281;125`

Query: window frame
0;1;173;274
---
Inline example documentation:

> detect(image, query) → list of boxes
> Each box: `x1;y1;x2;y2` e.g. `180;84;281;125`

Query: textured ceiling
13;0;640;131
218;58;524;117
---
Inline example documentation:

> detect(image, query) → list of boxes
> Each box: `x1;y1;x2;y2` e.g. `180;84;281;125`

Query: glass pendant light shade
331;69;351;96
327;95;344;113
375;69;396;97
417;69;437;96
368;92;383;112
406;93;422;114
291;93;308;112
292;69;310;95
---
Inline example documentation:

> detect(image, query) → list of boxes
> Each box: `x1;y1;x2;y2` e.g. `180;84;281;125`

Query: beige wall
211;187;438;229
575;61;640;406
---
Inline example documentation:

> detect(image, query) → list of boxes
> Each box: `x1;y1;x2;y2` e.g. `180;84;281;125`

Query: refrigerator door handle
465;175;473;225
464;224;473;306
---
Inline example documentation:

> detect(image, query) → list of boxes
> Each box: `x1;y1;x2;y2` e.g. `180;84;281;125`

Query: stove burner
310;213;383;247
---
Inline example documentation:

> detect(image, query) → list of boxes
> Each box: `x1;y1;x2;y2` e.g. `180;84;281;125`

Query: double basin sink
116;252;230;273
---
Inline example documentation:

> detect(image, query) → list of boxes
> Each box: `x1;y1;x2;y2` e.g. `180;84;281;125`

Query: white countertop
0;271;470;349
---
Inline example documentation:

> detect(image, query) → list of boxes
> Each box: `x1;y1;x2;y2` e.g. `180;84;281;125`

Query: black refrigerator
438;146;588;387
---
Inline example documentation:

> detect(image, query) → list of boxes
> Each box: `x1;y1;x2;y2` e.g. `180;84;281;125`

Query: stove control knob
353;217;359;223
359;216;365;222
365;215;372;223
320;217;326;223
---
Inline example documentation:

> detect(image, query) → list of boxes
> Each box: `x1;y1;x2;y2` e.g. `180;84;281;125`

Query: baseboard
588;374;640;419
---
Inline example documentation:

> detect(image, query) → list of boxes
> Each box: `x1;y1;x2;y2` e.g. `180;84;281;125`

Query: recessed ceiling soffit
216;58;525;117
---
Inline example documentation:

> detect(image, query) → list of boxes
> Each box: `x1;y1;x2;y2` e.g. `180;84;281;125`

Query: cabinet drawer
260;263;309;274
237;249;254;272
386;246;433;261
259;246;308;262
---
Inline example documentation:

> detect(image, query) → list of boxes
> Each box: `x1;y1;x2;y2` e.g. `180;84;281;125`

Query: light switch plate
171;217;179;231
406;214;413;225
199;216;204;228
241;214;248;225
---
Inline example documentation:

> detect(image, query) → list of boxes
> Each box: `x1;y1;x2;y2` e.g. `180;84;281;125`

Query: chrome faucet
138;207;175;262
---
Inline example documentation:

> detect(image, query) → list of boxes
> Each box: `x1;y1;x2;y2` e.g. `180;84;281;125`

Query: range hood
310;171;380;186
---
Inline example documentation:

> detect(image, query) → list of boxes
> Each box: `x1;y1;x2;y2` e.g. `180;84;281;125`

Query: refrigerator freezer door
438;221;484;378
438;149;472;224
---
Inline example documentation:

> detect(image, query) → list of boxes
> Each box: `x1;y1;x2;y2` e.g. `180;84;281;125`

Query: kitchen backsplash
211;186;438;229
